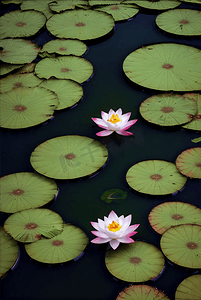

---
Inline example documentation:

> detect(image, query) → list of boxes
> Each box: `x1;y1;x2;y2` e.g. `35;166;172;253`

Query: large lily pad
0;39;40;64
0;86;58;129
180;0;201;4
175;147;201;178
4;208;64;243
123;43;201;91
124;0;181;10
175;274;201;300
0;172;58;213
46;9;115;40
105;241;165;282
0;10;46;39
139;94;197;126
25;223;88;264
0;226;19;279
126;160;187;195
34;56;93;83
148;202;201;235
116;285;170;300
39;79;83;110
95;4;139;22
20;0;54;19
0;62;24;76
156;9;201;36
160;224;201;268
49;0;88;12
182;94;201;131
30;135;108;180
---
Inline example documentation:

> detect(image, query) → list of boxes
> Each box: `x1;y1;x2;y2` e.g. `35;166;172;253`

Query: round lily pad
175;274;201;300
156;9;201;36
126;160;187;195
0;10;46;39
0;172;58;213
49;0;88;12
0;39;40;64
25;223;88;264
105;241;165;282
125;0;181;10
46;9;115;40
175;147;201;178
0;226;19;279
0;73;43;93
123;43;201;91
39;79;83;110
117;285;170;300
0;86;58;129
40;39;87;57
182;93;201;131
139;94;197;126
4;208;64;243
20;0;54;19
0;63;24;76
160;224;201;268
35;56;93;83
30;135;108;180
88;0;122;5
95;4;139;22
148;202;201;235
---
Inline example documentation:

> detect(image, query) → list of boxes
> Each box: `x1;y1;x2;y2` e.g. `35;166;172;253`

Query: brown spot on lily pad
59;47;67;51
75;23;86;27
52;240;64;246
13;82;23;87
64;153;76;160
130;257;142;265
61;68;71;72
179;20;189;24
161;106;174;113
35;234;41;240
12;189;24;196
25;223;38;230
150;174;163;181
196;163;201;168
172;214;184;220
16;22;27;27
186;242;198;249
111;5;119;10
13;105;27;112
162;64;174;70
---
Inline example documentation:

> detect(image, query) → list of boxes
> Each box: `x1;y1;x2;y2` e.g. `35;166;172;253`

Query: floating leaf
0;172;58;213
182;93;201;131
148;202;201;235
192;137;201;143
180;0;201;4
175;274;201;300
20;0;54;19
46;9;115;40
160;224;201;268
95;4;139;22
49;0;88;12
117;285;170;300
25;223;88;264
0;86;58;129
4;208;64;243
175;147;201;178
0;226;19;279
105;241;165;282
30;135;108;180
123;43;201;91
101;189;127;203
0;63;24;76
126;160;187;195
124;0;181;10
139;94;197;126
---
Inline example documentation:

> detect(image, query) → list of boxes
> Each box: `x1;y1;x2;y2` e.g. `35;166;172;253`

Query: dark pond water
0;2;201;300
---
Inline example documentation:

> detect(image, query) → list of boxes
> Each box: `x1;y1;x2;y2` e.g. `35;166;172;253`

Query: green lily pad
30;135;108;180
49;0;88;12
20;0;54;19
139;94;197;126
105;241;165;282
0;172;58;213
0;39;40;64
1;0;22;3
40;39;87;57
95;4;139;22
175;274;201;300
101;189;127;203
0;226;19;279
0;86;58;129
0;63;24;76
88;0;122;5
34;56;93;83
182;94;201;131
39;78;83;110
156;9;201;36
124;0;181;10
15;63;36;74
25;223;88;264
123;43;201;91
4;208;64;243
175;147;201;178
0;73;43;93
0;10;46;39
192;137;201;143
160;224;201;268
46;9;115;40
148;202;201;235
180;0;201;4
116;285;170;300
126;160;187;195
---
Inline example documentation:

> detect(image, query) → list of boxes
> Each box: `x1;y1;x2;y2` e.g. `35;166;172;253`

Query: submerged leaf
101;189;127;203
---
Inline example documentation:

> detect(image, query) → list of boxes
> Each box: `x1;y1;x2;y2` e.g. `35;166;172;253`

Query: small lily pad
175;274;201;300
101;189;127;203
182;93;201;131
4;208;64;243
117;285;170;300
160;224;201;268
25;223;88;264
49;0;88;12
95;4;139;22
175;147;201;178
105;241;165;282
148;202;201;235
192;137;201;143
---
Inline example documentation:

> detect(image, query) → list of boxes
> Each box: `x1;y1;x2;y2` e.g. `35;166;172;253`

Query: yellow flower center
108;113;121;124
107;221;122;232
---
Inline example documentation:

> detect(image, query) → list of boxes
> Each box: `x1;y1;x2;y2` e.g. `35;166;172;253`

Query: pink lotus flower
91;210;140;250
92;108;137;136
